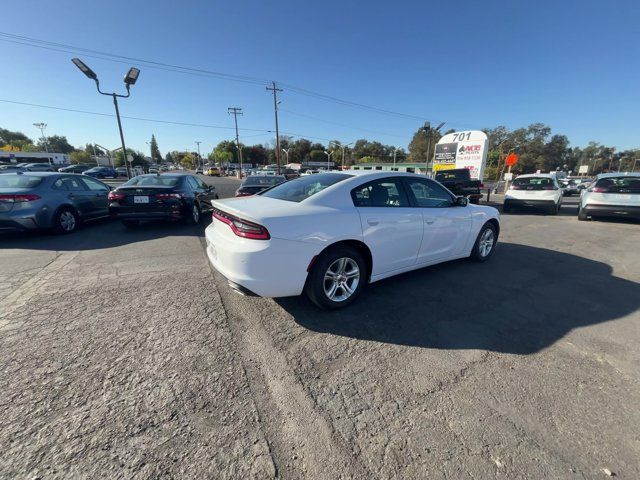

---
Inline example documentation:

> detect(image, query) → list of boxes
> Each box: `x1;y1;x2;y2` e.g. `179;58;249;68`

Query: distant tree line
2;124;638;175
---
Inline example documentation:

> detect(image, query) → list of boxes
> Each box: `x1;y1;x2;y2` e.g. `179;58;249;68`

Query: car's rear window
512;177;555;190
435;170;468;182
123;176;181;187
594;176;640;193
243;176;286;186
0;175;44;188
261;173;352;202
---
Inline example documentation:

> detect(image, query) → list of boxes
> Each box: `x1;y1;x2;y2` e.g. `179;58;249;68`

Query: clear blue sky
1;0;638;156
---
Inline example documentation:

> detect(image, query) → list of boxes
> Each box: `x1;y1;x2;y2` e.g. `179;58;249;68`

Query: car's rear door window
261;173;352;202
351;178;409;207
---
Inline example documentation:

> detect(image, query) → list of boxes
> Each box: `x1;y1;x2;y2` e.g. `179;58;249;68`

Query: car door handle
424;218;435;225
68;194;75;199
367;218;379;226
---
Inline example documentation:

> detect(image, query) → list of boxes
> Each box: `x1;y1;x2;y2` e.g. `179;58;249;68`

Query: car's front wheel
470;222;498;262
305;246;366;309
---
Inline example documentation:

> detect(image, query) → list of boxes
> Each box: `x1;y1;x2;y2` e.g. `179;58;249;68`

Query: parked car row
0;172;218;233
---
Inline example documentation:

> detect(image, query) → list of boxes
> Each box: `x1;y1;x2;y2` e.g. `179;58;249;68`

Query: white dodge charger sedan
204;171;500;309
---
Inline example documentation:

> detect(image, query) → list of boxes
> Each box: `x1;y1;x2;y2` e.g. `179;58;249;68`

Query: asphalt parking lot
1;175;639;479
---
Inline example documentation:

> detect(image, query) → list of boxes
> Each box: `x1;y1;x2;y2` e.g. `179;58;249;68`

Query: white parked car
503;174;563;214
578;172;640;221
204;171;500;309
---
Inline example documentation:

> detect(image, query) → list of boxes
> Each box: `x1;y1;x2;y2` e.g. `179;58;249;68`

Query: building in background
0;151;70;165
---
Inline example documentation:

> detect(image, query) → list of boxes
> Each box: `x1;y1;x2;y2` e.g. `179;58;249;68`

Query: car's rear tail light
235;190;252;197
108;191;126;201
156;193;182;199
479;183;484;189
509;185;520;190
212;208;270;240
590;187;608;193
0;194;40;202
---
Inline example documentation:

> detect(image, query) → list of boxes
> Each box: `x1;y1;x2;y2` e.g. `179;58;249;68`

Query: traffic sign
505;153;518;167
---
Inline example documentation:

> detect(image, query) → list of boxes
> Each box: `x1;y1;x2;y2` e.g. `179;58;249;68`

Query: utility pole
228;107;244;178
266;81;283;174
195;141;202;172
33;123;50;164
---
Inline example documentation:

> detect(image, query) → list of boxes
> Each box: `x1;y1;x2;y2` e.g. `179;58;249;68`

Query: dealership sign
433;130;488;179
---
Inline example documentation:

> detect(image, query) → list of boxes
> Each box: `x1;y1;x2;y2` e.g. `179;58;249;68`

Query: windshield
0;175;44;188
261;173;352;202
243;176;285;187
512;177;555;190
593;176;640;193
123;176;181;187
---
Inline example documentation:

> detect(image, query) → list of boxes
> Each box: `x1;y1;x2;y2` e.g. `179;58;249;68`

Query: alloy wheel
323;257;360;302
478;228;494;258
59;211;76;232
192;204;200;223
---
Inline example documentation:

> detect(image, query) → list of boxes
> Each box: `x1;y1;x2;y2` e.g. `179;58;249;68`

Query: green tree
84;144;105;156
181;153;196;169
70;151;92;164
0;128;33;146
149;134;162;163
38;135;75;153
165;152;174;164
408;127;441;164
114;149;148;168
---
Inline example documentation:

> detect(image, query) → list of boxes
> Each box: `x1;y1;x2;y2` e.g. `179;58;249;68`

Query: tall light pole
324;150;333;171
145;141;153;165
329;141;354;170
33;123;50;164
392;147;400;167
282;148;290;165
228;107;244;178
423;121;445;175
71;58;140;178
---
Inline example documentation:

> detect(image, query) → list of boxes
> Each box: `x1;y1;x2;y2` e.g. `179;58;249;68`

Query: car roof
595;172;640;179
1;171;62;177
137;173;188;177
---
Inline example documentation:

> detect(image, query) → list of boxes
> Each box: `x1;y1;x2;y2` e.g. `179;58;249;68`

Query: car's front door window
403;179;453;208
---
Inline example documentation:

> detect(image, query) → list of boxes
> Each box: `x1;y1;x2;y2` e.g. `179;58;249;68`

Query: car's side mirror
454;196;468;207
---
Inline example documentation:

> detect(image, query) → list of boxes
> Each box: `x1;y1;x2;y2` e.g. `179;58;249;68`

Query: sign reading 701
451;132;472;142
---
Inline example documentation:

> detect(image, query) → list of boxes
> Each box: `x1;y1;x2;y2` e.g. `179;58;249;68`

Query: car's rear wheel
550;202;560;215
53;207;79;234
502;201;512;213
470;222;497;262
578;206;589;221
185;202;201;225
305;246;366;309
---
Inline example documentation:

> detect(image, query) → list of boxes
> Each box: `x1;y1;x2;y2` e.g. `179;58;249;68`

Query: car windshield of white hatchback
261;173;352;202
123;176;181;187
512;177;554;190
594;177;640;193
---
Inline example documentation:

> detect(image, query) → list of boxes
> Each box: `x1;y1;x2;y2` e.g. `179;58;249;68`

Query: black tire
52;207;80;234
214;194;220;199
502;201;512;213
184;202;201;225
122;220;139;228
578;207;589;221
549;202;560;215
470;222;498;262
305;245;367;309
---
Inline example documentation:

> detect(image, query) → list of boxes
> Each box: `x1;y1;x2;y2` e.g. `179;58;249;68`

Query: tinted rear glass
0;175;44;188
435;170;468;181
243;176;285;186
123;176;181;187
594;176;640;193
261;173;352;202
512;177;554;189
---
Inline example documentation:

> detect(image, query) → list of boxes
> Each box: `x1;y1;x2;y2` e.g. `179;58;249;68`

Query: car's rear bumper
204;223;318;297
0;216;39;231
504;198;556;208
109;206;184;221
582;204;640;219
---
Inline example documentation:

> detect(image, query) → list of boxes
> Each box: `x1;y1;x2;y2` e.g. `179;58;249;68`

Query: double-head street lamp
72;58;140;178
329;141;354;170
32;122;50;163
323;150;333;171
422;121;445;174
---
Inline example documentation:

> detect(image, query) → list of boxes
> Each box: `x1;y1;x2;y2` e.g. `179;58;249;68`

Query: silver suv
578;172;640;221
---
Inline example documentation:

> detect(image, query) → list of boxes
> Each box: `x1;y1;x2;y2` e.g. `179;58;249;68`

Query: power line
0;31;443;123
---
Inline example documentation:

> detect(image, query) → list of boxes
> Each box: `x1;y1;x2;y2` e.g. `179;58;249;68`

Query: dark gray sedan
0;172;111;234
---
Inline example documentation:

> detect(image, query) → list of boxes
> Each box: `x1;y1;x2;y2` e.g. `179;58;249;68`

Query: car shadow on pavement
0;217;210;251
278;243;640;354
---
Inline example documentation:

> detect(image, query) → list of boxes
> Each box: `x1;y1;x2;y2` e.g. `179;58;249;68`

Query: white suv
578;172;640;221
503;174;563;214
